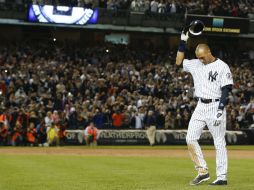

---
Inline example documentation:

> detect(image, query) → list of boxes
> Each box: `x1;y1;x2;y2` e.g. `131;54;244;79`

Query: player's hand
214;109;223;126
181;31;189;42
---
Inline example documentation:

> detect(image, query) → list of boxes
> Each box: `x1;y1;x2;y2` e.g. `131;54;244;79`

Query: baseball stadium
0;0;254;190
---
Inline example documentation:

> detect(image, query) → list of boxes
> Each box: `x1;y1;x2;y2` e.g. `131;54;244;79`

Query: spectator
93;108;106;129
158;0;166;14
156;110;165;129
52;110;60;124
0;121;8;145
169;0;176;13
165;111;175;129
130;0;139;11
36;121;47;146
44;111;53;127
150;0;159;13
46;123;60;146
112;109;124;128
26;122;37;146
145;110;156;145
10;120;23;146
84;122;98;146
131;108;145;129
68;107;78;129
140;0;150;13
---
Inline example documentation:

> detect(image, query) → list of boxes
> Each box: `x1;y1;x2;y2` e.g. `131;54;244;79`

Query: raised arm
175;32;189;66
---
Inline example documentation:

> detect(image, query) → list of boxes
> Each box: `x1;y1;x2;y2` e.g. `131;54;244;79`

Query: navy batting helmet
188;20;205;36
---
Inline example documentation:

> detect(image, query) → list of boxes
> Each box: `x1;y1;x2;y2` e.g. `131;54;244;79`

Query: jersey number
208;71;218;82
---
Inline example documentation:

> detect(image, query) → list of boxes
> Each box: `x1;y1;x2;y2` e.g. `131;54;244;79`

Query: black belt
197;98;220;104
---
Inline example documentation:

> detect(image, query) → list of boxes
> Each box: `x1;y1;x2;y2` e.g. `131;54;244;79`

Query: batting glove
181;31;189;42
214;109;223;126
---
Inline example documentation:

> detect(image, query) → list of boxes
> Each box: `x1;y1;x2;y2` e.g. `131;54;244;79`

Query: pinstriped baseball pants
186;100;227;181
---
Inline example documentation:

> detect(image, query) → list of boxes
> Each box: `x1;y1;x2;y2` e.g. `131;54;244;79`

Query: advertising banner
65;129;250;145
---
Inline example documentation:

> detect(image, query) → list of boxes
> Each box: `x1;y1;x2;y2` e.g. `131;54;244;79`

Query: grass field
0;146;254;190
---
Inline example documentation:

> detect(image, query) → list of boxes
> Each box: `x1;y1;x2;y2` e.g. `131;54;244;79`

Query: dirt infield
0;147;254;159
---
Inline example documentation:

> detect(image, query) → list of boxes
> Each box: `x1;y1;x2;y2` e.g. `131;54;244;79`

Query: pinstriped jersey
183;58;233;99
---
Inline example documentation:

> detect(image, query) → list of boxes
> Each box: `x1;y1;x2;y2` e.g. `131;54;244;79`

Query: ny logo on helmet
208;71;218;82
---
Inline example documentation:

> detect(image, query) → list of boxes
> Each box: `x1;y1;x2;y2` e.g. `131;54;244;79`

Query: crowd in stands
129;0;254;18
0;40;253;146
0;0;254;18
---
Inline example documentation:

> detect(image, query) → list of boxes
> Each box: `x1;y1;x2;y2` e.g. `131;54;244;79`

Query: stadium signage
99;130;147;139
98;130;148;145
186;14;249;34
28;5;98;25
64;130;250;145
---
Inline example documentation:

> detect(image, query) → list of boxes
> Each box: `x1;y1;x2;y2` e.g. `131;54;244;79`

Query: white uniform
183;58;233;181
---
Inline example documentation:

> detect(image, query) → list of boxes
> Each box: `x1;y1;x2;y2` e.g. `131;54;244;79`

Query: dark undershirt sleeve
218;84;233;110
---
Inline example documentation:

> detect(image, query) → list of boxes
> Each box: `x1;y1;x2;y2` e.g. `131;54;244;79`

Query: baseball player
175;31;233;186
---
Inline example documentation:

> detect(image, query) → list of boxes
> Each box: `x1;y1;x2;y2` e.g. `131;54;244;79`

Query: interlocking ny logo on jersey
208;71;218;82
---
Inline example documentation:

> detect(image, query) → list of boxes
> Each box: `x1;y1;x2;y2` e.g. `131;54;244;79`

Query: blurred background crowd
0;40;253;145
0;0;254;18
